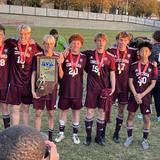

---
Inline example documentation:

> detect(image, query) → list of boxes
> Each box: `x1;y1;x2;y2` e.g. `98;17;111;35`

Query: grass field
0;26;160;160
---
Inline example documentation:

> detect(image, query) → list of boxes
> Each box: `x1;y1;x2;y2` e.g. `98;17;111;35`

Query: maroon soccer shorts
127;95;152;115
33;90;57;111
0;88;8;103
58;97;83;110
113;92;129;105
85;90;104;109
6;84;33;105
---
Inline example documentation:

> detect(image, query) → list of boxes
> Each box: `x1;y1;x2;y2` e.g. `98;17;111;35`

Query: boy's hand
134;93;143;104
57;53;64;65
63;47;70;58
152;61;157;67
44;140;59;160
32;91;40;99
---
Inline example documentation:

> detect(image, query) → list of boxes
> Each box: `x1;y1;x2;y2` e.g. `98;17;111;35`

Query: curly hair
0;125;45;160
68;33;84;45
153;30;160;42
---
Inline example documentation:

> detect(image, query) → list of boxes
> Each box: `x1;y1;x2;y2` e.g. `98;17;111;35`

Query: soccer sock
143;129;149;139
59;120;65;134
48;128;53;141
96;119;105;139
114;116;123;135
72;123;80;135
101;120;107;139
127;126;133;137
85;117;93;138
2;114;10;129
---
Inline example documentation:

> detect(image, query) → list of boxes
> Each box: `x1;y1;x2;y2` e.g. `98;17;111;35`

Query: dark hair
68;33;84;45
49;29;58;35
153;30;160;42
0;24;5;34
0;125;45;160
138;41;152;51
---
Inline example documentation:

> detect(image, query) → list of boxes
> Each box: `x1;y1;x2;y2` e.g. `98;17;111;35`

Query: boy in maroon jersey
31;35;63;141
0;24;10;128
108;32;137;143
6;24;43;126
83;33;116;146
124;41;158;150
55;34;86;144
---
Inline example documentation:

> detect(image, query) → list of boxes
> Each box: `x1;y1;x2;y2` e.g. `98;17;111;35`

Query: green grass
0;26;160;160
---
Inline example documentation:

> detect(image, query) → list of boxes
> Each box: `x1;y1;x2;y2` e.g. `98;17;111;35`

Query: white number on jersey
138;77;147;86
17;56;21;64
92;65;99;73
0;59;5;66
120;63;125;70
68;67;78;77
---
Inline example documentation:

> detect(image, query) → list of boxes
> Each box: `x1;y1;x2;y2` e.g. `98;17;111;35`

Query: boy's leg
141;114;150;150
1;103;10;128
124;112;135;147
35;109;43;131
47;110;54;141
84;108;94;145
72;109;81;144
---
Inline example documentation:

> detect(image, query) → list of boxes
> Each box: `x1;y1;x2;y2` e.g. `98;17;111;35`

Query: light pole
125;0;129;15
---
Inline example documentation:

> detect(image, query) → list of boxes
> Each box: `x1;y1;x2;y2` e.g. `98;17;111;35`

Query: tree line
3;0;160;19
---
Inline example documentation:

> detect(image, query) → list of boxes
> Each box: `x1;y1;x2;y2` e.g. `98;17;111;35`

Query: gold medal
22;64;24;69
118;70;121;74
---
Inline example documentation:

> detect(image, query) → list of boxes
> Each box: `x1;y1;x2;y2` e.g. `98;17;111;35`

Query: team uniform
5;38;42;105
108;46;137;104
58;52;86;110
84;50;116;108
83;49;116;145
0;43;10;103
128;61;158;114
33;52;59;111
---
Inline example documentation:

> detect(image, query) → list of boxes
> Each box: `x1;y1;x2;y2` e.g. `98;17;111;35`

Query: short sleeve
151;66;158;80
32;56;37;72
109;56;116;71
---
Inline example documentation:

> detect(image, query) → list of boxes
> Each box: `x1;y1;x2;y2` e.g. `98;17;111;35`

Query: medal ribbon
0;44;4;55
69;52;80;70
18;40;29;64
138;62;149;78
95;50;106;72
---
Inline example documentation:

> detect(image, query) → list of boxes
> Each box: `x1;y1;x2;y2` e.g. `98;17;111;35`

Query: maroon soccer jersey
6;38;43;86
108;46;137;93
129;61;158;93
83;50;116;91
0;43;10;89
59;53;86;98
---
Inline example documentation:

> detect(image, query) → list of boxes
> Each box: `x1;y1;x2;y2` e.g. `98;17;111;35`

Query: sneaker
141;139;149;150
72;134;80;144
83;137;92;146
55;132;65;143
95;137;105;146
113;132;120;143
124;136;133;147
157;116;160;122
